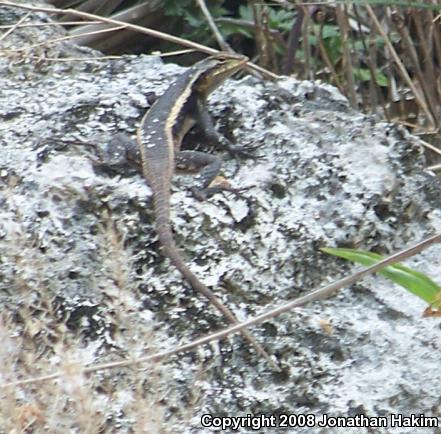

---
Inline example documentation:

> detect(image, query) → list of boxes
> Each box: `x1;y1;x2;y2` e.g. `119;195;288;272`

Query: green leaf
318;25;342;63
219;22;254;39
353;67;371;82
375;72;389;87
268;9;295;32
321;24;341;39
353;68;389;87
238;4;253;22
321;247;441;307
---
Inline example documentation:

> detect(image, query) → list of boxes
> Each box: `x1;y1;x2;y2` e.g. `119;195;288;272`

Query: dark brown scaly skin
137;53;279;370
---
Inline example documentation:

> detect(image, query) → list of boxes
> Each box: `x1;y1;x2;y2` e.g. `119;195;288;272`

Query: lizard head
194;52;248;94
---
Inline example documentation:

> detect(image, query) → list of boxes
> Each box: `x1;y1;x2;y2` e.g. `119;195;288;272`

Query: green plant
322;247;441;311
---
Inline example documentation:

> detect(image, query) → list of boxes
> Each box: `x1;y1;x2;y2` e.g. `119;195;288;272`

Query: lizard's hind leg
175;150;227;200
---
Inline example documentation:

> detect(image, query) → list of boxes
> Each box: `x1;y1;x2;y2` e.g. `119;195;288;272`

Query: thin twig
417;138;441;157
391;10;438;128
302;5;312;80
336;4;357;107
366;4;436;128
0;11;30;42
413;8;440;109
3;24;126;52
196;0;231;52
3;233;440;389
261;5;279;72
314;18;344;93
248;61;279;79
282;5;304;75
0;21;101;29
427;163;441;172
25;55;123;62
0;1;218;56
251;0;270;68
0;1;279;79
158;49;196;58
353;5;389;119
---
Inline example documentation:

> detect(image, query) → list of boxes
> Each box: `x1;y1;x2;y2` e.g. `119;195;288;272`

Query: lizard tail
153;195;280;371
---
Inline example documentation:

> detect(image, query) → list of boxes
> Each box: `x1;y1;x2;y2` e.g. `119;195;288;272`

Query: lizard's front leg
194;99;258;159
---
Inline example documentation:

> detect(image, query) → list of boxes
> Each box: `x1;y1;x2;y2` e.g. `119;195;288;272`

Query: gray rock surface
0;3;440;433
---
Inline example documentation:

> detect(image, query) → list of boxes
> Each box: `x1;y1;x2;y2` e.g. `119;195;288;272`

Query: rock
1;3;440;433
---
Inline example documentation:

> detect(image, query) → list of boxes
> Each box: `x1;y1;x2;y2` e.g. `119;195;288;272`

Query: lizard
112;53;278;370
